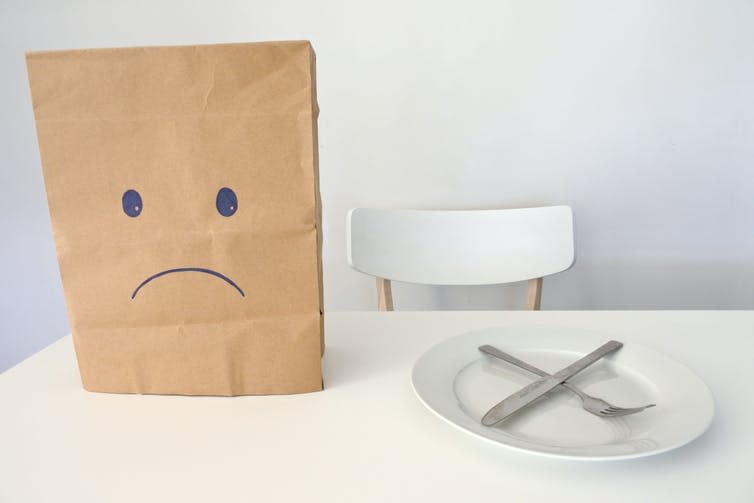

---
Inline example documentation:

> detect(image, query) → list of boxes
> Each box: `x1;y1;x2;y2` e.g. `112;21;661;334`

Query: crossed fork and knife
479;341;656;427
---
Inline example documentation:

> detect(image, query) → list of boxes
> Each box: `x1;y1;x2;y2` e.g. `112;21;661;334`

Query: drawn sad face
123;187;245;300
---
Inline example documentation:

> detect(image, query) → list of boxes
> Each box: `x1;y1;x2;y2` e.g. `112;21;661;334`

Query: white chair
347;206;574;311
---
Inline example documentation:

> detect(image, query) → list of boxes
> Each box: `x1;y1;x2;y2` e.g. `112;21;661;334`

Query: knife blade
480;340;623;426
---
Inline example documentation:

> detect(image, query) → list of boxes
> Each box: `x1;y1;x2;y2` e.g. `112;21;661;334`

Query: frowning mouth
131;267;245;299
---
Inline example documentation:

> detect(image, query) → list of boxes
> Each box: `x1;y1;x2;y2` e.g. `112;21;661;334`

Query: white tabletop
1;311;752;502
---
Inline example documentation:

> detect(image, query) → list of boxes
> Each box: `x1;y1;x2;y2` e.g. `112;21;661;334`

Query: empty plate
411;325;714;460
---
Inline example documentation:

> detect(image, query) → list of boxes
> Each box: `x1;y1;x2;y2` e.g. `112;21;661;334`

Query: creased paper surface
27;41;323;395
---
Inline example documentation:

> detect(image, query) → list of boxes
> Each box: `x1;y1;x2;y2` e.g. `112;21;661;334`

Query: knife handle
479;345;549;377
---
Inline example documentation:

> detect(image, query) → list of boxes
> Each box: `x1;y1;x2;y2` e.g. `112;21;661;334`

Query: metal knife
481;340;623;426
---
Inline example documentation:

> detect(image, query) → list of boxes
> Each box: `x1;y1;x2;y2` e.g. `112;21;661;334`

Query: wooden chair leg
525;277;542;311
376;277;394;311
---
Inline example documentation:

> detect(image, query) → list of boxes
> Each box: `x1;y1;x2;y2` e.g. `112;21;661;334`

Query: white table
1;311;752;502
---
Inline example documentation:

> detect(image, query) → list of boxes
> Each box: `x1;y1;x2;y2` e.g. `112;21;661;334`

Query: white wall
1;0;753;371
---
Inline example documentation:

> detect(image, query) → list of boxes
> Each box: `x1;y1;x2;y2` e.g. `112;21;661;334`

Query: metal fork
478;345;656;417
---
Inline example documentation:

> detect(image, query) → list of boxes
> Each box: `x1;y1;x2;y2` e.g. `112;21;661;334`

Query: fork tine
602;410;625;417
600;404;656;417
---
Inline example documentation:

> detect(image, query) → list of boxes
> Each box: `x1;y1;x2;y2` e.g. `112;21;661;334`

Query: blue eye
216;187;238;217
122;189;142;217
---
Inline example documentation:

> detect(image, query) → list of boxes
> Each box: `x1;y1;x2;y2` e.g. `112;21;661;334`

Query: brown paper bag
26;41;323;395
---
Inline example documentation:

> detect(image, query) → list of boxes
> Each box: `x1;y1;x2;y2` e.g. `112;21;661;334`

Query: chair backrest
347;206;575;286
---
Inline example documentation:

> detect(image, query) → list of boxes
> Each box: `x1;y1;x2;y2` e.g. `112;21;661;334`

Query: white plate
411;326;714;461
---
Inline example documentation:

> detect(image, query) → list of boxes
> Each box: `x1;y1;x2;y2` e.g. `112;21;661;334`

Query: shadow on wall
386;262;754;311
0;219;69;374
